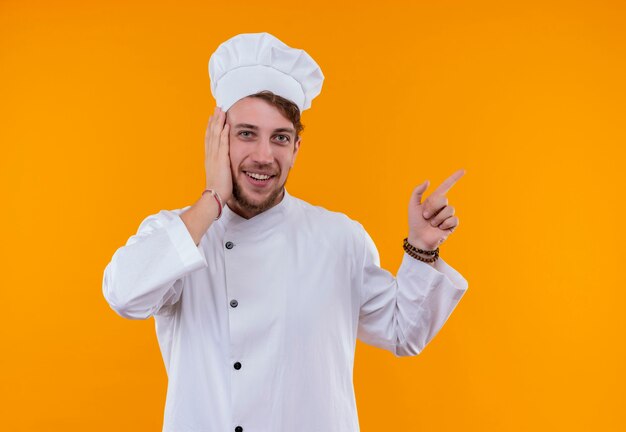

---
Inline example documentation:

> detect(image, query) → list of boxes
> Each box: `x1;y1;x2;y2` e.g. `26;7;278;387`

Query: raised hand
205;106;233;202
407;169;465;251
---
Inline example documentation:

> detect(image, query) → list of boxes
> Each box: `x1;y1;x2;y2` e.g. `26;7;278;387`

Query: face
225;97;301;219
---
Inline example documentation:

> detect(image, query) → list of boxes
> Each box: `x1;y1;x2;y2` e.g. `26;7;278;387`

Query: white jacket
102;188;468;432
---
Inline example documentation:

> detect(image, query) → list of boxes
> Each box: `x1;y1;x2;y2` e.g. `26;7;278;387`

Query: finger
431;168;466;196
220;123;230;150
439;216;459;231
205;116;213;153
411;180;430;205
422;195;448;219
211;108;225;135
205;114;216;141
429;205;454;227
215;110;228;143
206;117;223;157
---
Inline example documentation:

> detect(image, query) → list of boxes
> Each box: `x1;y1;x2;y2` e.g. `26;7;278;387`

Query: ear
291;137;301;167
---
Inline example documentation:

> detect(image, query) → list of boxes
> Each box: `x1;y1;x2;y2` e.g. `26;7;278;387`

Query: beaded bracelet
202;189;223;220
403;237;439;263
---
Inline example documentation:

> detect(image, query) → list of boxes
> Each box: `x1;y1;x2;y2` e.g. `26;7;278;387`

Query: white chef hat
208;32;324;112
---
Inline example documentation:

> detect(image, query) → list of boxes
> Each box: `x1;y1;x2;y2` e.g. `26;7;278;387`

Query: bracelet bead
403;238;439;263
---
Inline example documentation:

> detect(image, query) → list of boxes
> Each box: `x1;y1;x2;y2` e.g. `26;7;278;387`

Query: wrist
206;183;230;203
403;237;439;265
407;236;436;251
201;188;224;220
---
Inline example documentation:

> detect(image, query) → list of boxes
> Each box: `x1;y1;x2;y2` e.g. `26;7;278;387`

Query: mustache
241;164;280;175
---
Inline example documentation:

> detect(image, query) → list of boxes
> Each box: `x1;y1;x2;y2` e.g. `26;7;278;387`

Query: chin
232;176;285;213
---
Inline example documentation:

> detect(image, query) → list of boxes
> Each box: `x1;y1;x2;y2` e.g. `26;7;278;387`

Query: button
233;362;242;370
230;299;238;308
225;241;234;249
235;427;243;432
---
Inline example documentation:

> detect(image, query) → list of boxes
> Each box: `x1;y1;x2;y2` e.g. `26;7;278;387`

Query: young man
103;32;468;432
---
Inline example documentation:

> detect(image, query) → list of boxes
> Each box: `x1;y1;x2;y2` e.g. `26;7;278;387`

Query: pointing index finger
431;169;466;196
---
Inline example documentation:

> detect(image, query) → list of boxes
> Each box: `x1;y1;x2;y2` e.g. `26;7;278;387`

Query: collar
219;187;294;231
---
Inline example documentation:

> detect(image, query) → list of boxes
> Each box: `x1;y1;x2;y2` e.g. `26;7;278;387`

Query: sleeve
356;223;468;357
102;208;208;320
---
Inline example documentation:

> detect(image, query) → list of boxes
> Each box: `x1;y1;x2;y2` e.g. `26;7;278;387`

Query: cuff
399;251;468;292
164;215;208;271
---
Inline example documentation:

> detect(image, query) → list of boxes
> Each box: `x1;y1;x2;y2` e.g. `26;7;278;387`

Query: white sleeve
102;208;208;320
356;223;468;357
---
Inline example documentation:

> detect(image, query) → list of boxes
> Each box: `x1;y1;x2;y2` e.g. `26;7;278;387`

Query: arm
103;106;232;319
102;208;209;320
356;224;468;357
181;104;233;245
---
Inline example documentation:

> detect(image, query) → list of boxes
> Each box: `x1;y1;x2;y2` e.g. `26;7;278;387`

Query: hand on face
205;106;233;202
408;169;465;251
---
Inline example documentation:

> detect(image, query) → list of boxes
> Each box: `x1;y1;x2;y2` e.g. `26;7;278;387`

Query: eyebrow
234;123;295;135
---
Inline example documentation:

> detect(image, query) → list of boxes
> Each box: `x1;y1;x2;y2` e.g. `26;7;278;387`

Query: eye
275;134;290;143
238;131;254;138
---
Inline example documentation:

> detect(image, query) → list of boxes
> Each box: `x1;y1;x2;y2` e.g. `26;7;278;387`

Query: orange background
1;0;625;430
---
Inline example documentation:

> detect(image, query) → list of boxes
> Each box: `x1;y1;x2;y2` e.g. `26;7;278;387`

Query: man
103;32;468;432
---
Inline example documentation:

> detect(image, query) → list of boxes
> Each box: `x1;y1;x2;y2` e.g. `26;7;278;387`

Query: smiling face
225;96;301;219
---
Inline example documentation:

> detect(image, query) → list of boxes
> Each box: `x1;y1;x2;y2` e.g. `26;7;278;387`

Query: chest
181;225;360;343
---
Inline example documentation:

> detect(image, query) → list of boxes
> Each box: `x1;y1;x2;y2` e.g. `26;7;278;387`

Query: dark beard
231;172;287;215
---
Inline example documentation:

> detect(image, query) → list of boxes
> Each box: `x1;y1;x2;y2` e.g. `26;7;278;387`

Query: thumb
411;180;430;205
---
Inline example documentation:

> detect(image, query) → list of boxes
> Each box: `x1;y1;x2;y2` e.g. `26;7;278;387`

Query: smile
244;171;277;187
245;171;275;180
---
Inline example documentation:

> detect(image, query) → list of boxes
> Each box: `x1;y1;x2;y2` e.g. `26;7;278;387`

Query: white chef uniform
102;188;468;432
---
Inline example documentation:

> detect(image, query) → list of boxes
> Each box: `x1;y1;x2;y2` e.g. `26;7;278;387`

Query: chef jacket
102;188;468;432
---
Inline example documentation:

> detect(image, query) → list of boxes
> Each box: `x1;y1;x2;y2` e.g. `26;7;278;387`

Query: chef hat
208;32;324;112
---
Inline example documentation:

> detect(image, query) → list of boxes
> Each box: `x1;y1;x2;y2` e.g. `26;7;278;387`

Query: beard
231;168;289;215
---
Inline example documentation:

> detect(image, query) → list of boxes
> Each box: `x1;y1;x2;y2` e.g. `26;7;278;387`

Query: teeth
246;172;272;180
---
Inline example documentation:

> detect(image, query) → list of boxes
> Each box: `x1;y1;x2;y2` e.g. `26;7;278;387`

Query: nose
250;138;274;165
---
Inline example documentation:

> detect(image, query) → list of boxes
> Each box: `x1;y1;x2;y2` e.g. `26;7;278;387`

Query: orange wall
1;0;625;430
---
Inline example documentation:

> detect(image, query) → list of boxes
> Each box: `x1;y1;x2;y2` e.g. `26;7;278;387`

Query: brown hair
245;90;304;141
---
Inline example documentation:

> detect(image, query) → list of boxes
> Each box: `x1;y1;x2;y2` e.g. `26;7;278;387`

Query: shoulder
288;195;367;248
133;206;191;236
